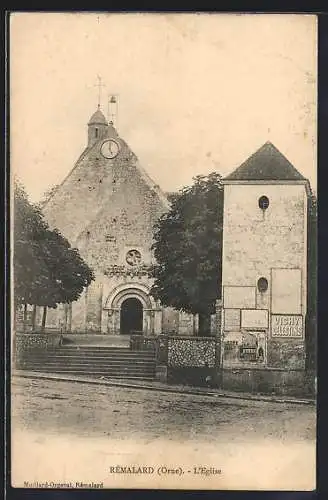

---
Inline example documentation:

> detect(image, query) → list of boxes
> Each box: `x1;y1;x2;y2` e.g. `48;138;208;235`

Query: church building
32;105;311;369
18;112;314;392
40;106;194;336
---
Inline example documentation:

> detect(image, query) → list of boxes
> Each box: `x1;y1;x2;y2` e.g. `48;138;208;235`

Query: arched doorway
120;297;143;335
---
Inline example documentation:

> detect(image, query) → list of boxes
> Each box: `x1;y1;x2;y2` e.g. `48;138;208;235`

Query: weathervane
107;94;119;127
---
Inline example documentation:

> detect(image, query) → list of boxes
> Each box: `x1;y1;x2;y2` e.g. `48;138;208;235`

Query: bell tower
221;142;309;379
87;106;108;147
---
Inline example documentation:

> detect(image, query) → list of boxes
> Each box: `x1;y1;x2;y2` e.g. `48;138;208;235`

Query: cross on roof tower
94;75;105;109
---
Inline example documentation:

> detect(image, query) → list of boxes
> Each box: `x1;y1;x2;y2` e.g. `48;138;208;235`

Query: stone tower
87;106;109;147
221;142;309;386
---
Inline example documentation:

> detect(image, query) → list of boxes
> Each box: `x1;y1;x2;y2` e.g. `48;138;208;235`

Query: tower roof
224;142;306;181
88;107;108;126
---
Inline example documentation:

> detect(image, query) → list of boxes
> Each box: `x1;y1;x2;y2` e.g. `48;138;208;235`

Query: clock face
100;139;120;159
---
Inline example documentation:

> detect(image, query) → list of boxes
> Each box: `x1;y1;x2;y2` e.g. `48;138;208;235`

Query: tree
14;181;95;332
165;192;179;204
13;181;51;320
151;173;224;336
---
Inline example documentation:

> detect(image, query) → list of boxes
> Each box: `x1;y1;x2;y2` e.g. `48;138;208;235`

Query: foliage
14;181;50;308
151;173;224;333
165;192;179;204
14;181;95;312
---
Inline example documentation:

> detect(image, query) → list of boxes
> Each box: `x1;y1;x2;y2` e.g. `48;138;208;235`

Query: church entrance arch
104;283;159;336
120;297;143;335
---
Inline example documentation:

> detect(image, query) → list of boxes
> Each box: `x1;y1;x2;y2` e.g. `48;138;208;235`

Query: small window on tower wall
257;277;268;293
258;195;269;210
95;128;99;138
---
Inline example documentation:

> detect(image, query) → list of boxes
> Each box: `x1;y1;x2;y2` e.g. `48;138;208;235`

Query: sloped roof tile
88;108;108;125
224;142;306;181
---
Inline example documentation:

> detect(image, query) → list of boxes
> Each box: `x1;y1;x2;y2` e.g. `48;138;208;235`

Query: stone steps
24;352;155;360
17;345;157;381
19;360;156;368
55;346;154;353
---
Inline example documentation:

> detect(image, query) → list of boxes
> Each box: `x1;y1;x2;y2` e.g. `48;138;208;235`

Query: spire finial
94;75;105;109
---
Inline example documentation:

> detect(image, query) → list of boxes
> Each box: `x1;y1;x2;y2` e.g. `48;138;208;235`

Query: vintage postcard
10;12;317;490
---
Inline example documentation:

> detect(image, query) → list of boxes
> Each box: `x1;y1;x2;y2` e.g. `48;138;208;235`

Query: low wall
164;336;218;387
167;366;218;387
167;336;216;367
158;335;314;396
267;338;306;370
222;367;315;397
14;333;63;364
130;335;157;352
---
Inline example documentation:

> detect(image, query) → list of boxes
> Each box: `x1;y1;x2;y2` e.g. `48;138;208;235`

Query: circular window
257;277;268;293
258;195;269;210
126;249;142;267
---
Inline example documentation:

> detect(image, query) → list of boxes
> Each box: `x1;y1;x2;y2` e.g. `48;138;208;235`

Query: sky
10;13;317;202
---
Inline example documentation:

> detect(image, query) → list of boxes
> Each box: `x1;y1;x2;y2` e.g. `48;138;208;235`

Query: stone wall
161;307;179;334
85;281;103;332
221;182;308;373
222;367;315;397
267;338;305;369
167;337;216;368
163;336;218;387
222;183;307;294
14;333;63;365
71;291;87;332
154;333;313;395
14;333;63;351
74;160;167;274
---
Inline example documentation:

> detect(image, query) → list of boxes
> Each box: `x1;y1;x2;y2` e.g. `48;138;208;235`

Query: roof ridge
42;145;92;210
134;159;170;209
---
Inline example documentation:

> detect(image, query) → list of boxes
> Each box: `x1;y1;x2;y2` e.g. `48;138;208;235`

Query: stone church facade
39;107;196;336
32;108;310;356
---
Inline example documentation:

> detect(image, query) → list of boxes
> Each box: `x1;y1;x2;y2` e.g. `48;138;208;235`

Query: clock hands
100;139;120;159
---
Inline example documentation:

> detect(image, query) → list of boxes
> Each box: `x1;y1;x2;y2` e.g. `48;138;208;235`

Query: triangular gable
42;133;169;245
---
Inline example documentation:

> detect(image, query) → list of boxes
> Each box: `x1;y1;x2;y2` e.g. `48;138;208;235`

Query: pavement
12;369;315;405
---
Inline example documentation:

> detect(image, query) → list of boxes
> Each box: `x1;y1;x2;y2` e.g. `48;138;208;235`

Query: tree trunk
41;306;47;333
23;303;27;333
64;304;68;333
31;305;37;331
198;313;211;337
68;303;72;333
